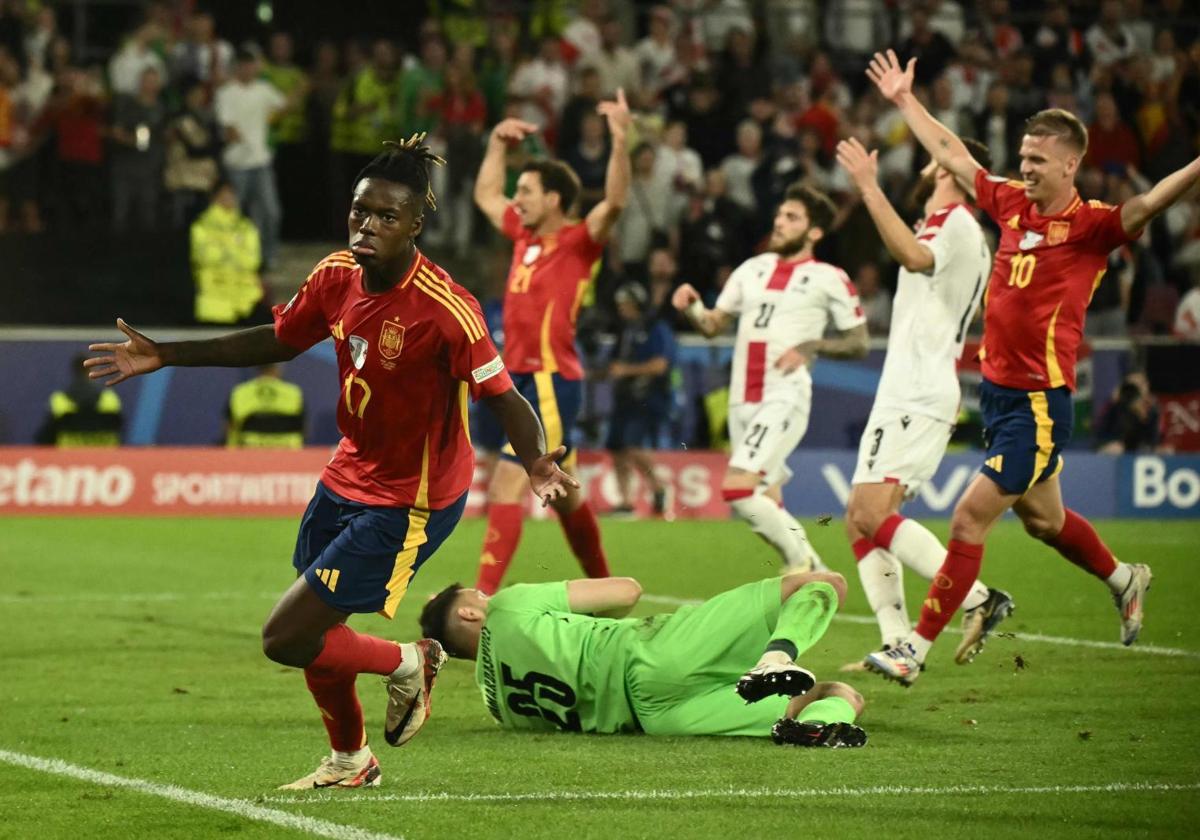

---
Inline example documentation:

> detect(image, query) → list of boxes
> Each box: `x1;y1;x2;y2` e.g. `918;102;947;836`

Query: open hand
85;318;164;385
529;445;581;507
867;50;915;103
835;137;880;192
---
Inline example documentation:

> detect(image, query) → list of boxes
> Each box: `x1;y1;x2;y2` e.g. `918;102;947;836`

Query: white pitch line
262;780;1200;806
0;750;403;840
641;593;1200;659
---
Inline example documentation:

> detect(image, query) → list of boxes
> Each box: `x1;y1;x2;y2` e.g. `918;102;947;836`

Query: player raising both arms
471;90;632;595
835;136;1014;668
420;570;867;748
672;183;869;572
86;136;576;787
862;50;1200;685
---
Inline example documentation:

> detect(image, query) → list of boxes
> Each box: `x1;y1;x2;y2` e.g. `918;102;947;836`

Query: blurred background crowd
3;0;1199;454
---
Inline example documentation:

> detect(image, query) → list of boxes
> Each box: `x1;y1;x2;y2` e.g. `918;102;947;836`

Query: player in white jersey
835;136;1016;670
673;183;868;572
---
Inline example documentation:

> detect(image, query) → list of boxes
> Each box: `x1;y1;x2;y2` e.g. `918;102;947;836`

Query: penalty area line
262;780;1200;805
641;594;1200;659
0;749;403;840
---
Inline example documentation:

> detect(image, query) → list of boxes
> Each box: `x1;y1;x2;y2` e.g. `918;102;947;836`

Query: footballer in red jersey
87;136;577;788
861;51;1199;685
470;90;632;595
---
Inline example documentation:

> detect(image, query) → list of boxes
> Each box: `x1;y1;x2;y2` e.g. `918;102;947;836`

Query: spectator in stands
855;262;891;336
164;81;221;228
980;0;1023;59
479;25;518;124
616;142;670;278
264;31;312;240
1097;373;1160;454
563;110;609;215
1087;91;1142;173
1176;274;1200;339
36;355;123;447
603;282;676;519
109;21;167;97
655;119;703;222
1086;0;1140;69
171;10;232;87
823;0;890;80
584;16;639;98
635;5;681;104
403;34;447;137
110;66;166;233
559;65;603;157
508;35;568;144
427;58;487;255
22;5;56;72
721;118;763;212
717;24;770;118
1031;1;1084;88
225;363;306;449
39;64;107;228
974;80;1020;175
216;44;291;270
190;180;266;326
674;72;735;168
896;3;957;88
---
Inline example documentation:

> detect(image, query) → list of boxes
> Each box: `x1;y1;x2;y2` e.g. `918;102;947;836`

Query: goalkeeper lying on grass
419;571;866;747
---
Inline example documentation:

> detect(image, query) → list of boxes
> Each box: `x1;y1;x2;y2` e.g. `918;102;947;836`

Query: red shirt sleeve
1081;201;1140;253
561;219;605;263
444;290;513;400
273;269;331;352
500;204;523;241
973;169;1027;225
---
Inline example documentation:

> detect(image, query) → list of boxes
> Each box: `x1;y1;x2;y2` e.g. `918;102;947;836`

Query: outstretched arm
86;319;299;385
474;118;539;231
585;88;632;243
483;387;580;505
1120;156;1200;236
867;50;981;196
836;138;934;272
671;283;733;338
566;577;642;618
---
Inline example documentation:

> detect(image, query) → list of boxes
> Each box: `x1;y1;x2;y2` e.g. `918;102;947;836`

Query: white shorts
728;400;811;487
851;408;953;498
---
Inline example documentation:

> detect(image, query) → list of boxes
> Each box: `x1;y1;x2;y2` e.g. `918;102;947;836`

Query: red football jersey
273;249;512;509
499;205;604;379
973;170;1138;391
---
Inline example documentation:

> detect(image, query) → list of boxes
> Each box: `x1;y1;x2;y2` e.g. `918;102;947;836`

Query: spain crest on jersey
522;244;542;265
379;318;405;360
1047;221;1070;246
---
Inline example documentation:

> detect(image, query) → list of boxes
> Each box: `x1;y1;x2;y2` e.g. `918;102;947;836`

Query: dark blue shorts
979;378;1073;496
606;406;665;451
500;371;582;467
292;482;467;618
471;399;506;453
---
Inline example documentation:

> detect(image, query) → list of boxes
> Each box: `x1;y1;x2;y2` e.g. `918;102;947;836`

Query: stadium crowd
4;0;1200;453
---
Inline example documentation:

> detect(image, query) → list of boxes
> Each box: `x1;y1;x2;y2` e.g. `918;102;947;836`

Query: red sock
558;502;609;578
307;623;403;679
304;668;366;752
1045;508;1117;579
476;502;523;595
915;540;984;642
851;537;875;562
872;514;905;550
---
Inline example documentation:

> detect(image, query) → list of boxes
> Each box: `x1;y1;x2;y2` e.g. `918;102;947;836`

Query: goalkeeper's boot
772;718;868;748
278;750;381;790
864;641;922;687
955;588;1015;664
736;650;815;703
383;639;447;746
1115;563;1152;646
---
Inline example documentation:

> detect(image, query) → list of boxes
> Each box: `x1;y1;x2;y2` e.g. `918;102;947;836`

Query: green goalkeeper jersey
474;581;641;734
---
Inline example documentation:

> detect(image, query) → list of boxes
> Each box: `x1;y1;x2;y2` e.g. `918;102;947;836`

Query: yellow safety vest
704;386;731;452
226;376;305;448
49;390;122;447
192;203;263;324
263;63;307;145
331;67;404;156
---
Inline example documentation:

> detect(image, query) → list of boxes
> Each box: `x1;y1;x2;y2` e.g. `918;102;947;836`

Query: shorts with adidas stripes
499;371;582;468
978;378;1072;496
293;481;467;618
851;407;954;499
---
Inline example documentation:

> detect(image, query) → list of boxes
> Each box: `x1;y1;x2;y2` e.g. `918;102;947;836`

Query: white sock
1106;563;1133;595
890;518;990;609
907;633;934;662
731;494;810;568
333;744;372;765
785;511;824;569
756;649;794;668
857;547;910;647
393;642;419;678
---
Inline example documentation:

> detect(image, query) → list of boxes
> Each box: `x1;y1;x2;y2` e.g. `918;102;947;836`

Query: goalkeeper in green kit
419;571;867;747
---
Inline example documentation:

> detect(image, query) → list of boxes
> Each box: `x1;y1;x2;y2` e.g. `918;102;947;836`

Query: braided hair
353;132;447;211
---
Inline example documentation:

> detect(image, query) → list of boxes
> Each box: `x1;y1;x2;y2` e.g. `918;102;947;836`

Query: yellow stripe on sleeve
418;268;486;337
414;275;484;342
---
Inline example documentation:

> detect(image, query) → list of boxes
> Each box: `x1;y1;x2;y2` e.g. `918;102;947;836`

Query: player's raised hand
529;446;581;506
596;88;632;142
85;318;164;385
671;283;701;311
835;138;880;191
491;118;539;145
867;50;915;103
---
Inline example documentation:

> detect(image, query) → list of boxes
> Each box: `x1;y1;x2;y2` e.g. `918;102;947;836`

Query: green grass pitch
1;515;1198;839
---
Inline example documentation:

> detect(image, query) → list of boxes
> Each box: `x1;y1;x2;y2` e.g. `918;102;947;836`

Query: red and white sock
1044;508;1130;593
557;502;609;578
475;502;524;595
913;539;985;657
852;537;909;648
878;515;989;611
